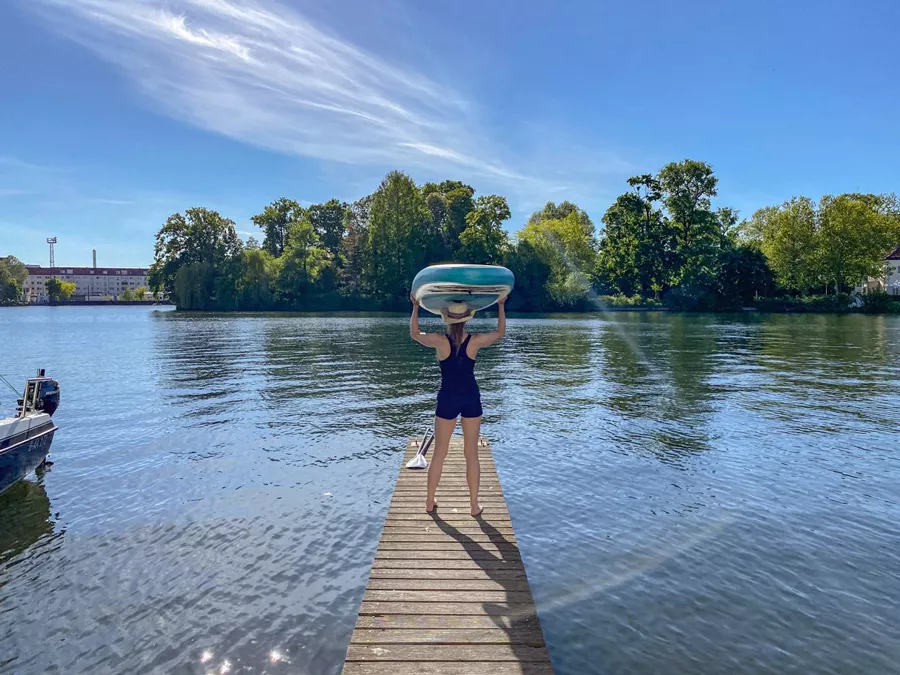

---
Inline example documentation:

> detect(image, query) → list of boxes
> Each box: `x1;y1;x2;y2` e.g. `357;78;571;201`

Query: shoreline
5;304;897;316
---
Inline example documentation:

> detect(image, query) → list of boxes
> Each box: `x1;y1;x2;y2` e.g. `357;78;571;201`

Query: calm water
1;306;898;674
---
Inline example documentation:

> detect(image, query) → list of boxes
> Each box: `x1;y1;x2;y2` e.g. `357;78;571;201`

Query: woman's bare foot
426;498;438;513
471;504;483;517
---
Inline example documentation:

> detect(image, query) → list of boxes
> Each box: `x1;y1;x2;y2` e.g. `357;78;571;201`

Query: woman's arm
471;295;507;348
410;294;446;348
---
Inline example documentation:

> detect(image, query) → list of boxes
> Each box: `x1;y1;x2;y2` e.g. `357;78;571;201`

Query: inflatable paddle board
412;264;514;316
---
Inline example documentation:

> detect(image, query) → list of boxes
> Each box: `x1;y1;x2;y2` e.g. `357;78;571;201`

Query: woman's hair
447;322;466;351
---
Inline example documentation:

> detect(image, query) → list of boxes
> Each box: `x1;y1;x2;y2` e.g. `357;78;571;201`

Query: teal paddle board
412;264;514;316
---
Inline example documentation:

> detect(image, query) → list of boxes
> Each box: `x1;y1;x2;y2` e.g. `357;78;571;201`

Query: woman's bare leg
461;415;483;516
427;416;456;512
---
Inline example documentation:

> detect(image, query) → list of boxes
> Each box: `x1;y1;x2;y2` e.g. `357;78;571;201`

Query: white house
857;245;900;295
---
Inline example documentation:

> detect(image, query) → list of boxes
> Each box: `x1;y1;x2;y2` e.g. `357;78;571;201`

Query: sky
1;0;899;268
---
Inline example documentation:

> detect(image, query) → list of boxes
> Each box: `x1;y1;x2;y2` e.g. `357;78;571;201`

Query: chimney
93;249;97;269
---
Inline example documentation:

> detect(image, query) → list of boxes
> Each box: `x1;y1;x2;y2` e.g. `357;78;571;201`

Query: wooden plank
371;559;524;571
380;526;516;535
377;543;519;553
374;550;520;560
343;664;554;675
351;628;546;645
363;590;535;604
345;645;551;662
356;615;540;630
341;436;553;674
369;569;526;581
358;602;538;616
366;579;532;592
380;534;517;544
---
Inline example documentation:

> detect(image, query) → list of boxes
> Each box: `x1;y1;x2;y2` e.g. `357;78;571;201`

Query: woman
409;295;507;516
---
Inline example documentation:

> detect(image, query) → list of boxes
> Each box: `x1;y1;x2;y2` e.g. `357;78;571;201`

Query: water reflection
0;478;53;567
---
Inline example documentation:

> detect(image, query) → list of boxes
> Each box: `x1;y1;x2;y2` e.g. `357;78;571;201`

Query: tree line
146;161;900;312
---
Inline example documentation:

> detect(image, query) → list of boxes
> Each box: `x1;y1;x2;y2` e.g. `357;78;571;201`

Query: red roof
24;266;148;276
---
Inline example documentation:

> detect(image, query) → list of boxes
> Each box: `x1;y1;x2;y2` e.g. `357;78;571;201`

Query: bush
860;291;900;314
753;294;853;313
598;294;662;308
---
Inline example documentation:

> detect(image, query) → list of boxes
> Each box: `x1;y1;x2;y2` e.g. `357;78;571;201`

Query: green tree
597;175;674;297
133;286;148;300
817;193;900;294
277;217;331;305
520;209;597;308
527;201;585;225
504;238;553;310
0;256;28;305
308;199;347;255
251;198;304;257
658;159;720;288
338;195;373;300
715;243;775;306
367;171;430;302
758;197;818;293
173;262;216;310
459;195;510;264
236;248;280;309
422;180;475;258
46;278;76;304
148;207;243;308
120;287;135;301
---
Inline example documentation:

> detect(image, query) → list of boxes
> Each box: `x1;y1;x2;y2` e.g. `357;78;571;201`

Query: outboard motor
38;379;60;416
15;370;60;417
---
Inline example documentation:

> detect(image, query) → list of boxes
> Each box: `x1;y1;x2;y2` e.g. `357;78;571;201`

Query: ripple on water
1;308;899;674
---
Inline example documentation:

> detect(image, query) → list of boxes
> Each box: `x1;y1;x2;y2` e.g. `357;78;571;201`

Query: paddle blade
406;453;428;470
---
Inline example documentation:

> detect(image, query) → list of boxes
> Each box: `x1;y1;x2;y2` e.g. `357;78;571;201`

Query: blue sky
2;0;899;267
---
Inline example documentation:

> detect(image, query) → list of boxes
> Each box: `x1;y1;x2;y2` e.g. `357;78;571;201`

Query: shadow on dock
428;510;548;667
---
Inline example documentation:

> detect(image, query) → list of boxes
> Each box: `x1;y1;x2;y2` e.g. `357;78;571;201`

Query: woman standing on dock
409;296;506;516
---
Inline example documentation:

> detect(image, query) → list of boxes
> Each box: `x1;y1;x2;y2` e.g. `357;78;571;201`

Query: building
24;265;150;303
856;245;900;296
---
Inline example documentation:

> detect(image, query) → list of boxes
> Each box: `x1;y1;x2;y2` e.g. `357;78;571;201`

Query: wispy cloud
25;1;500;175
24;0;631;204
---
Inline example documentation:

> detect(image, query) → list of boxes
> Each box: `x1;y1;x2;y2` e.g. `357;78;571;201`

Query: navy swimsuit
436;334;483;420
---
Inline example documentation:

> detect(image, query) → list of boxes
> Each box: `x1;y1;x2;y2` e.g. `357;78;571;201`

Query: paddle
405;426;434;469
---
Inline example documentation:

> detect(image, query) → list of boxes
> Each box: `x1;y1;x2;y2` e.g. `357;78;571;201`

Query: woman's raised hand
410;292;419;306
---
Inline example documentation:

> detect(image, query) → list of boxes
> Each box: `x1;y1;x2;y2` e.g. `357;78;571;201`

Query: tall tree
422;180;475;258
307;199;347;255
459;195;510;264
658;159;720;287
817;193;900;294
758;197;819;293
0;256;27;305
338;195;373;299
367;171;430;301
148;207;243;306
520;209;598;308
278;218;331;305
504;238;553;310
251;198;304;257
715;242;775;306
598;175;674;297
236;248;280;310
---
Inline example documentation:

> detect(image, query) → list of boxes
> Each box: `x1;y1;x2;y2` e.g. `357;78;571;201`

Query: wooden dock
341;436;553;675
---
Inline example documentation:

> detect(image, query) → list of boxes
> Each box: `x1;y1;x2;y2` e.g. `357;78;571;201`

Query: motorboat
0;370;60;494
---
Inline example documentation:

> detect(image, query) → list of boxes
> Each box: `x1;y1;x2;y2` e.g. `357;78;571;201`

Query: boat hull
0;421;56;495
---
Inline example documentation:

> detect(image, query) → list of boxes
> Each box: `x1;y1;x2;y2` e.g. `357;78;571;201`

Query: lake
1;306;898;674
